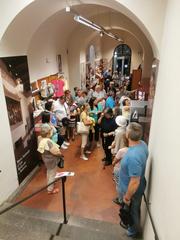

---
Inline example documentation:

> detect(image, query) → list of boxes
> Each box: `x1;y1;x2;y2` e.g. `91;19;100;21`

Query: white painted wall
0;0;166;57
144;0;180;239
0;69;19;205
27;11;75;85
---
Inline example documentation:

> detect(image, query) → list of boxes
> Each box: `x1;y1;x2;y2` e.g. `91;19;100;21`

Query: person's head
126;122;143;142
86;84;90;91
108;89;116;98
41;111;50;123
89;97;96;110
119;86;123;92
77;89;82;97
122;98;130;106
59;95;65;104
45;101;53;112
95;85;101;93
40;123;52;138
115;96;120;105
113;107;122;117
115;115;127;127
74;87;78;95
82;91;87;98
65;90;71;97
110;81;114;87
81;103;90;113
104;108;113;119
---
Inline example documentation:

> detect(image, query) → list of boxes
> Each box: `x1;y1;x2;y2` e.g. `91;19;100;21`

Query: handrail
143;194;159;240
0;176;68;224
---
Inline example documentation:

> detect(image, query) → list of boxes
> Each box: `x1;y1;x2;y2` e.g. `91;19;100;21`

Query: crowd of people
36;68;148;238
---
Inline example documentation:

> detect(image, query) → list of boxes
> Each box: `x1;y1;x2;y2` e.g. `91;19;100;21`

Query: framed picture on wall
5;96;23;128
57;54;62;73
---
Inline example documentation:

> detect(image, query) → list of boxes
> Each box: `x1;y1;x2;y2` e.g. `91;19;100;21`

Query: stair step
55;224;128;240
10;204;65;223
0;211;60;236
0;221;52;240
67;215;127;237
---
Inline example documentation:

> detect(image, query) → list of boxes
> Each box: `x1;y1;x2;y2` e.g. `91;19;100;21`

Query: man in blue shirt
105;90;115;109
119;122;148;237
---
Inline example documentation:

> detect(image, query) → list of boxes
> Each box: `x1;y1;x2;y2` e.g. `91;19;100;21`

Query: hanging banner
0;56;39;184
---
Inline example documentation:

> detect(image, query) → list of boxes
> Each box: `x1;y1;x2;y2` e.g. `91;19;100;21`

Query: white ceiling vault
0;0;160;57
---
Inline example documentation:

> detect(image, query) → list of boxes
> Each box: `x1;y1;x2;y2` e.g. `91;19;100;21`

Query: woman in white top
122;98;131;122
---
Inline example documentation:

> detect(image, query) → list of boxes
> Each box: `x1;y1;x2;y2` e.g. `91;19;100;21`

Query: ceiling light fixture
74;15;123;42
74;15;102;32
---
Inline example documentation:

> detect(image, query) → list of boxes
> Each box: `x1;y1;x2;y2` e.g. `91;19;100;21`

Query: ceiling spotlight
15;73;18;76
9;64;12;68
66;6;71;12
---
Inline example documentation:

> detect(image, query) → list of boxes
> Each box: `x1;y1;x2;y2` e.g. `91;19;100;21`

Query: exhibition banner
0;56;39;184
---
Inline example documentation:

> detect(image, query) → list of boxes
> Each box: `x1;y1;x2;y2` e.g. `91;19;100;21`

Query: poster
0;56;39;184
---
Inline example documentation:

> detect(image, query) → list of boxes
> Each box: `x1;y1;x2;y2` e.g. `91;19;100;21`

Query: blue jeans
127;193;142;236
114;167;123;202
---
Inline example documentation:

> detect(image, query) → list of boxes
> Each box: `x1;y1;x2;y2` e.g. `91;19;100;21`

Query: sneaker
85;150;91;154
96;142;101;147
127;227;138;238
112;197;121;205
61;144;68;150
64;141;70;146
80;155;88;160
104;161;111;166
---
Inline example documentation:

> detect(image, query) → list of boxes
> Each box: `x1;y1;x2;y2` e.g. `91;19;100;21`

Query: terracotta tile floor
16;136;120;223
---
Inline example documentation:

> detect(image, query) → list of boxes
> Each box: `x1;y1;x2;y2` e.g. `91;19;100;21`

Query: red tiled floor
16;136;120;223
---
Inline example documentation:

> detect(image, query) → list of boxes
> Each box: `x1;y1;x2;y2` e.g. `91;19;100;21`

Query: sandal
48;188;59;194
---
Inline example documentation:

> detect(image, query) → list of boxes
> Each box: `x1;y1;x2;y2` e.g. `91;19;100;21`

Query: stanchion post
61;176;68;224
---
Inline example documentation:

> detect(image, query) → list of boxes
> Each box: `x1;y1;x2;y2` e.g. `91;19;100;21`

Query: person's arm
107;131;115;136
48;141;62;156
83;118;92;126
123;156;142;205
98;113;104;124
123;177;140;205
81;113;92;126
112;157;120;166
96;97;104;103
123;106;130;111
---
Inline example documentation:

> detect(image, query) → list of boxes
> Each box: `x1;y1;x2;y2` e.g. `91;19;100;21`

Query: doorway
112;44;131;77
